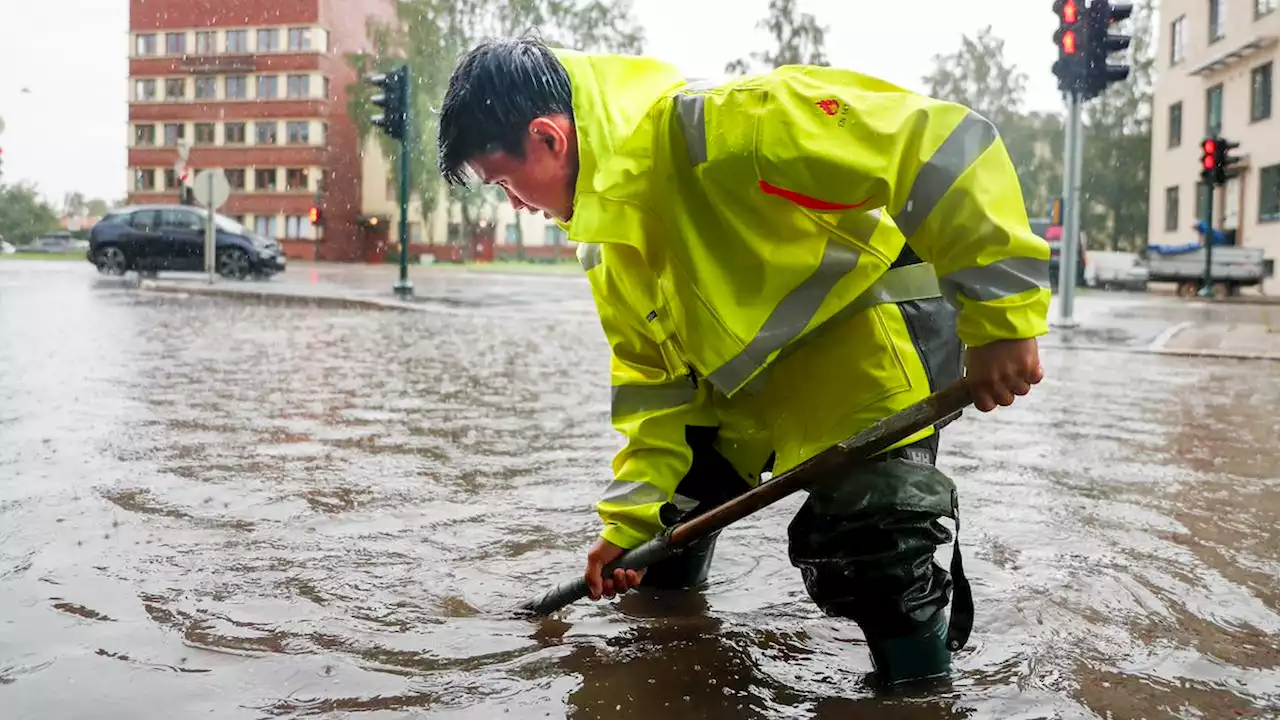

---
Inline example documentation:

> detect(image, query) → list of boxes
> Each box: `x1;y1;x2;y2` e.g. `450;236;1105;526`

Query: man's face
468;115;577;223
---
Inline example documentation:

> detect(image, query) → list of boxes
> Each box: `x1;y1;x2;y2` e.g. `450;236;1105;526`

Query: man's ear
529;115;571;155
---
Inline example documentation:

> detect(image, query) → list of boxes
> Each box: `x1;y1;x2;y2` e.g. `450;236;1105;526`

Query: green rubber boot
866;611;952;688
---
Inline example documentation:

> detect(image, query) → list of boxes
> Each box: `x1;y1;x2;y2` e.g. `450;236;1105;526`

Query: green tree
1080;0;1155;251
347;0;643;254
86;198;110;217
0;182;60;246
922;26;1063;219
725;0;828;75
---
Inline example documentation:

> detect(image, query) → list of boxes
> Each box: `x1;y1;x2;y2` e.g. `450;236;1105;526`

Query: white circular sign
192;169;231;210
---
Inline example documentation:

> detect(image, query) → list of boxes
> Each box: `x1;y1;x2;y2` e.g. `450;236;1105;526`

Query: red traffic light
308;206;321;223
1203;155;1215;170
1062;0;1079;23
1062;29;1077;54
1203;139;1216;154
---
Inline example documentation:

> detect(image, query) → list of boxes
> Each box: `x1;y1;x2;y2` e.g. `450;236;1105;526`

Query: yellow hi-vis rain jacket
553;49;1051;550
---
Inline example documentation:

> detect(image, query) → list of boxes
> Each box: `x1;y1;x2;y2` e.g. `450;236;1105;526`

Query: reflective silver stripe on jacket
611;379;697;420
705;241;861;395
940;256;1049;304
893;112;998;238
738;261;943;395
600;480;699;513
578;242;603;272
673;79;720;166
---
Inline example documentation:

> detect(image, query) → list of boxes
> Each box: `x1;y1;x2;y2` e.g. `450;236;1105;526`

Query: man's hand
584;536;645;600
964;338;1044;412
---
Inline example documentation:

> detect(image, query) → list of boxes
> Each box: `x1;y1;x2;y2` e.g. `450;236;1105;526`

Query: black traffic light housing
1083;0;1133;99
366;65;409;142
1200;137;1218;184
1052;0;1086;92
1212;137;1241;185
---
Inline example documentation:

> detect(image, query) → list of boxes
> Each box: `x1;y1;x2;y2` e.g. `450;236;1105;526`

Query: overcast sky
0;0;1064;206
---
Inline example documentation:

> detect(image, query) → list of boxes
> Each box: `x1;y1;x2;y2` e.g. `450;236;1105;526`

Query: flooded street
2;262;1278;719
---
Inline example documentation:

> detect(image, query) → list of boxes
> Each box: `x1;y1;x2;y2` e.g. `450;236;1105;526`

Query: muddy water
2;263;1278;719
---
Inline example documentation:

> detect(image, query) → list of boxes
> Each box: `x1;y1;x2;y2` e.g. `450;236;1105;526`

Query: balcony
1190;35;1278;76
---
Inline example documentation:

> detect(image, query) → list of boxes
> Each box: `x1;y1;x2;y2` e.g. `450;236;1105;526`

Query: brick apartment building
127;0;394;261
1149;0;1279;292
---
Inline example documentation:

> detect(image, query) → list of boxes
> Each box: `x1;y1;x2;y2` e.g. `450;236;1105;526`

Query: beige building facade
1149;0;1279;291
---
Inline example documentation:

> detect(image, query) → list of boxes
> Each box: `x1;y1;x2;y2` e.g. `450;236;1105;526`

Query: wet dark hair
437;36;574;187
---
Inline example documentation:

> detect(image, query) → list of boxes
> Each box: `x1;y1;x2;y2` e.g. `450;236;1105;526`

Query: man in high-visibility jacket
438;37;1050;687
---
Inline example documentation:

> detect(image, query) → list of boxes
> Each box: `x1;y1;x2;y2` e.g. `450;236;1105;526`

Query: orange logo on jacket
815;99;841;116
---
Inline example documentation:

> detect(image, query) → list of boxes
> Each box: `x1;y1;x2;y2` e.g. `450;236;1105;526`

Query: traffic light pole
1054;91;1084;329
1199;183;1215;297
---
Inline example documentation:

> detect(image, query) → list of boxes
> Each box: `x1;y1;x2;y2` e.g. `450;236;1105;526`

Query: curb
135;280;421;313
1041;341;1280;362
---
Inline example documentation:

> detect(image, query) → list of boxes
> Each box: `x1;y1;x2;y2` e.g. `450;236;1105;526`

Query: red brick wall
131;0;318;28
315;0;396;262
130;54;323;76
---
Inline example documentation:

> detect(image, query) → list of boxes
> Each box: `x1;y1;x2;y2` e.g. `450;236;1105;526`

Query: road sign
192;169;230;209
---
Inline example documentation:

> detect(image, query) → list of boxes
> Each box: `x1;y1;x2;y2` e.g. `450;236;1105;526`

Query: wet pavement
2;261;1278;719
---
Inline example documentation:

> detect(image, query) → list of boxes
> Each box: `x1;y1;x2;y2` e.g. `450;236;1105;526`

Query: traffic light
1052;0;1086;92
366;65;408;142
309;205;322;226
1212;137;1241;185
1200;138;1217;183
1083;0;1133;99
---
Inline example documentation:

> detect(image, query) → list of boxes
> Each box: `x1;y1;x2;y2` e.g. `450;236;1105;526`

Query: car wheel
217;248;251;279
95;246;128;276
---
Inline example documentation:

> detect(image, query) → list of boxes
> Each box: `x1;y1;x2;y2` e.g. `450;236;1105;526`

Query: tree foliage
725;0;829;76
0;182;60;246
346;0;643;247
923;14;1156;251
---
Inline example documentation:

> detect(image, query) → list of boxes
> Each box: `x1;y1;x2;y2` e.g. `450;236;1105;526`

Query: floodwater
2;263;1278;719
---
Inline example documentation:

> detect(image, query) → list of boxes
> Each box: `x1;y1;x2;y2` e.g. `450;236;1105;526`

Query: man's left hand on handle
964;337;1044;412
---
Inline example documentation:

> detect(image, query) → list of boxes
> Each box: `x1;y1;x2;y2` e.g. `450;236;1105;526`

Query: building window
285;168;310;191
165;78;186;101
1261;0;1278;16
256;75;277;100
163;123;185;146
255;121;277;145
195;31;217;54
1168;102;1183;147
225;169;246;190
225;75;247;99
288;28;311;51
1206;84;1223;136
286;74;310;99
285;121;310;144
1170;16;1186;65
1210;0;1226;43
1251;62;1273;122
1164;186;1180;232
256;28;279;52
225;122;246;144
255;216;279;238
134;168;155;191
323;77;331;101
285;215;313;239
134;124;155;146
254;168;278;192
194;123;216;145
164;168;180;190
1260;165;1280;222
135;79;156;101
226;30;248;53
410;222;422;244
545;225;566;245
194;77;217;100
165;32;186;55
136;34;156;56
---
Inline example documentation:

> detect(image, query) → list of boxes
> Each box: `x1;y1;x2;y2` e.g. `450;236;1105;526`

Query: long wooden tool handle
517;379;974;617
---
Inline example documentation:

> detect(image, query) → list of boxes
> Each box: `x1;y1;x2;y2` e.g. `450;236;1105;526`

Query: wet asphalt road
2;261;1278;719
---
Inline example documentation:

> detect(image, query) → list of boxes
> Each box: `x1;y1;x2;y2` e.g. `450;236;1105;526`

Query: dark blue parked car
87;204;286;279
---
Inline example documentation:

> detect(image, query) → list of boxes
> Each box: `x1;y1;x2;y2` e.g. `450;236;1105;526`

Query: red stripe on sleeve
758;180;870;211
